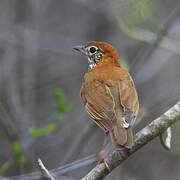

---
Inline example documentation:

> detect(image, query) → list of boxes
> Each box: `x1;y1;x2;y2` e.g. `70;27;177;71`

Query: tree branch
38;158;55;180
9;154;96;180
82;100;180;180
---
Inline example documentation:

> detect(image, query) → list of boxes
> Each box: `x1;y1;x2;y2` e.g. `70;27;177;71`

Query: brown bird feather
75;41;139;148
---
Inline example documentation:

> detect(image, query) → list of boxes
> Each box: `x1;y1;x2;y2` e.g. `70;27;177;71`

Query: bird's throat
88;57;97;69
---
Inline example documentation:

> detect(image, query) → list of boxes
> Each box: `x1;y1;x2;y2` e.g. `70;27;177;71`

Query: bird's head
73;41;120;69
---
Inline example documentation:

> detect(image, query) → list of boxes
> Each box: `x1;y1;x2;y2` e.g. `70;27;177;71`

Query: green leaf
135;0;152;19
30;128;44;140
12;142;23;155
30;123;57;140
16;155;29;167
54;88;70;118
11;142;30;168
0;161;11;175
112;0;157;32
43;123;57;135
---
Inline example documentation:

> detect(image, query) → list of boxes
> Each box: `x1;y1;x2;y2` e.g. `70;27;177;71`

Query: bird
73;41;139;169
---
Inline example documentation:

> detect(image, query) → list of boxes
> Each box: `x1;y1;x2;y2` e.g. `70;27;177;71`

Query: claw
100;159;111;172
98;132;111;172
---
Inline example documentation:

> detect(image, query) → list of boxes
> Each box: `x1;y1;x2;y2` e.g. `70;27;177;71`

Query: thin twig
166;127;172;149
38;159;55;180
82;100;180;180
159;127;172;150
10;155;96;179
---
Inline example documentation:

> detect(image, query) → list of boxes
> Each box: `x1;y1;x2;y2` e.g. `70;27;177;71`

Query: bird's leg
102;131;109;149
98;131;111;172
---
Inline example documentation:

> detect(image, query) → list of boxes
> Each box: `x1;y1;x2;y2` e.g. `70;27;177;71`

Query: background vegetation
0;0;180;179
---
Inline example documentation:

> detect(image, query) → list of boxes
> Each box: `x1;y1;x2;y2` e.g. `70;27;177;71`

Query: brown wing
85;103;112;132
80;79;113;132
107;76;139;148
118;76;139;126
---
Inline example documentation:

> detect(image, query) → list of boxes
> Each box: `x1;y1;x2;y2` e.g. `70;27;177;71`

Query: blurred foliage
12;142;23;155
54;88;71;118
0;142;29;175
0;161;11;176
12;142;29;168
112;0;158;32
0;0;179;179
30;123;57;140
30;88;70;140
134;0;153;20
15;155;29;168
0;88;70;175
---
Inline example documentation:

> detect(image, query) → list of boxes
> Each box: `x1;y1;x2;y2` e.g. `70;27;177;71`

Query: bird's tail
110;124;134;149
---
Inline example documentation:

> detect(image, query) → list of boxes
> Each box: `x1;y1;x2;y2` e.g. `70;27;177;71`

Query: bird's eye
89;46;97;54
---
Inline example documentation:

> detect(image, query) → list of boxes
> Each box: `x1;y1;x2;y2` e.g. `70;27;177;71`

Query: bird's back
80;64;139;148
81;64;125;112
81;65;125;114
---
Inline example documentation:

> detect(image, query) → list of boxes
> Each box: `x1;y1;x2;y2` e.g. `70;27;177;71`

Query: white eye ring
88;46;98;54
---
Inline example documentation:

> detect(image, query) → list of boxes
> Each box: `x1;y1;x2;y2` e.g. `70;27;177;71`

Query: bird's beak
73;45;87;56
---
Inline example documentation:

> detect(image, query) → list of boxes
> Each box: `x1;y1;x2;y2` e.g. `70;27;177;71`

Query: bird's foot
99;158;111;172
98;149;111;172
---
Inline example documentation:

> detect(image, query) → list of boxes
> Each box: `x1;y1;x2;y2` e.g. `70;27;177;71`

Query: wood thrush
74;41;139;167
